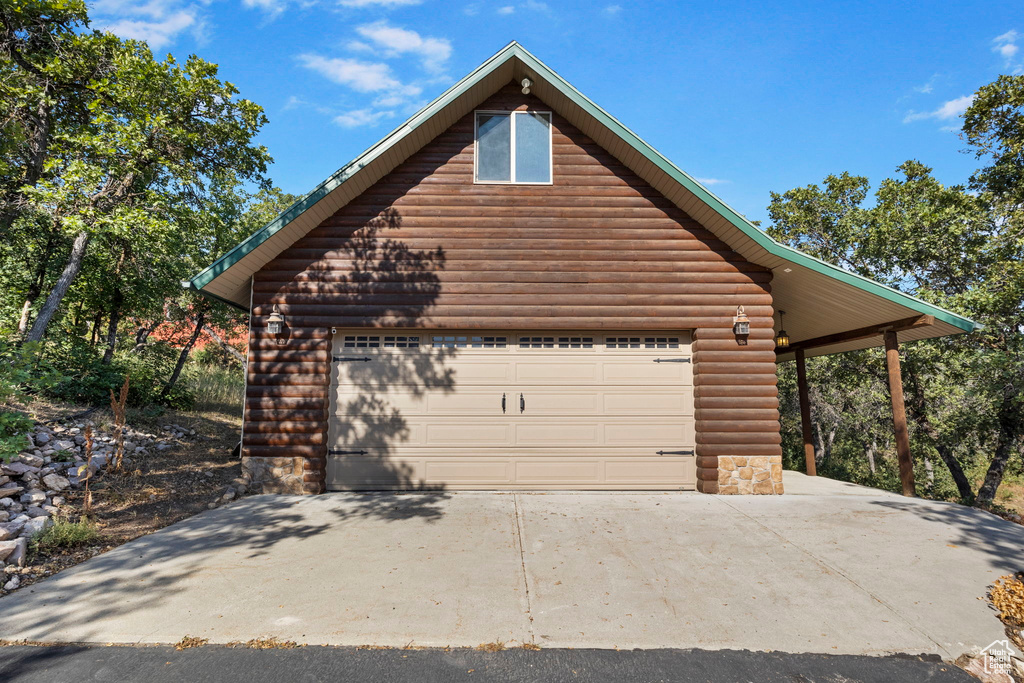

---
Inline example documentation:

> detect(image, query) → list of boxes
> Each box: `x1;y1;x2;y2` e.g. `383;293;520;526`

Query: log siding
244;83;780;494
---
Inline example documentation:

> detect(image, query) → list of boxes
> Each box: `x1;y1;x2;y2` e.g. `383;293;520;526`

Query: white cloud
603;4;622;15
903;94;974;123
91;0;204;49
353;21;452;74
334;108;395;127
297;54;419;95
912;74;939;94
695;177;730;186
497;5;515;14
993;30;1019;60
242;0;288;16
338;0;422;6
993;30;1023;73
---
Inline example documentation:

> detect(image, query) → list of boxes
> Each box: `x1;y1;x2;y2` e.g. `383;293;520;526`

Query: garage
326;330;695;490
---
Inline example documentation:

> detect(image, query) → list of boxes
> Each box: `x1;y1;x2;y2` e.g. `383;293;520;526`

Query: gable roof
188;41;977;359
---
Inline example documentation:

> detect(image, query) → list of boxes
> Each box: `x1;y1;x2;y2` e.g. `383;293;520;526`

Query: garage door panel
603;389;693;415
604;458;695;483
423;460;512;484
424;422;514;447
515;460;602;483
333;387;507;417
515;362;600;384
327;451;697;490
515;422;601;446
602;361;692;384
604;420;693;445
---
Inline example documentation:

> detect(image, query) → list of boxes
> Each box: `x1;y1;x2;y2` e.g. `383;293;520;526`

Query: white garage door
326;331;695;490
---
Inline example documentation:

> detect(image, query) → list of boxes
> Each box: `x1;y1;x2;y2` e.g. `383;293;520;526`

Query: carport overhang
186;41;977;361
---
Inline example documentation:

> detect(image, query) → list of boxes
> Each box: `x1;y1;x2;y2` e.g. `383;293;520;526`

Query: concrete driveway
0;473;1020;658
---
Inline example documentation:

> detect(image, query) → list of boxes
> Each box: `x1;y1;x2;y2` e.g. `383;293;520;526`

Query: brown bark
904;363;973;501
977;394;1022;506
795;349;817;476
160;310;206;399
884;331;915;497
202;323;247;366
101;290;122;364
25;230;89;342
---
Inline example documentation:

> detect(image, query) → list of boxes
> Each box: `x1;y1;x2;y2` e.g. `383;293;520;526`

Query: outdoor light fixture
266;304;285;336
732;306;750;336
521;77;532;94
775;310;790;349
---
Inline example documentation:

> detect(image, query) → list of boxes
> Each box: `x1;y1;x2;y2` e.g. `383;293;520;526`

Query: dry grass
476;641;506;652
989;573;1024;650
174;636;209;650
518;642;542;651
231;637;301;650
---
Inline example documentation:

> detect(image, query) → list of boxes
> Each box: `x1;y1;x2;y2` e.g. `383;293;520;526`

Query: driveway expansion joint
511;494;536;643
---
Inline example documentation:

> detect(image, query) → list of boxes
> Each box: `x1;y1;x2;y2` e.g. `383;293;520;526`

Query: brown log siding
244;83;779;493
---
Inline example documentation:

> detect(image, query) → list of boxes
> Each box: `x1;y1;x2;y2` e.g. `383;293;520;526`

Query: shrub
30;517;100;553
38;335;196;409
0;410;33;463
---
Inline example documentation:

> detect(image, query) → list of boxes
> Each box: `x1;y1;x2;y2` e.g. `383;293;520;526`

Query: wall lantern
774;310;790;349
732;306;751;336
266;304;286;336
521;77;532;94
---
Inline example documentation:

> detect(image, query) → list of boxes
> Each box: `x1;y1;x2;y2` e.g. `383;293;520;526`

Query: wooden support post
884;331;915;496
794;348;817;477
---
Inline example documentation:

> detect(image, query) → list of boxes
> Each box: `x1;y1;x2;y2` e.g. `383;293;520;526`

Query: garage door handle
520;393;525;413
656;449;695;456
502;393;506;414
654;358;690;363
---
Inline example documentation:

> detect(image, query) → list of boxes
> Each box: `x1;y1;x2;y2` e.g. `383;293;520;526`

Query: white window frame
473;110;553;185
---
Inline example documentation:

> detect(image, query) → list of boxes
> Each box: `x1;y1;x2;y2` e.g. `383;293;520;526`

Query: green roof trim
190;42;977;334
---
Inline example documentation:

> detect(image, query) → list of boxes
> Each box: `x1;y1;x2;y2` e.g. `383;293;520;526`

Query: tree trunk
25;231;89;343
90;311;102;346
866;440;877;474
133;321;157;351
202;323;246;367
976;395;1022;506
923;454;935;495
17;227;60;334
101;287;123;364
904;366;973;501
160;311;206;399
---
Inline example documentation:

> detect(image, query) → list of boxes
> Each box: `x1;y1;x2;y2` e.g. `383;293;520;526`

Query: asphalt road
0;645;974;682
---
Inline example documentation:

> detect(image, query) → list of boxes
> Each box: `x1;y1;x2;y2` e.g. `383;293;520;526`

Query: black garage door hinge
333;356;372;362
329;449;368;455
656;449;695;456
653;358;690;363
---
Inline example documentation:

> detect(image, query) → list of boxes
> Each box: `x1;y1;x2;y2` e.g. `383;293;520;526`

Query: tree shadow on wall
265;201;466;518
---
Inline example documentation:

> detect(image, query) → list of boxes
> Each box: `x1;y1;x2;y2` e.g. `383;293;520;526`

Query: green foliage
0;410;33;463
30;517;99;553
185;363;244;416
34;334;195;408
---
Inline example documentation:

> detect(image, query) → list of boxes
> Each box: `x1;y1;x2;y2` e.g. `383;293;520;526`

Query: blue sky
90;0;1022;224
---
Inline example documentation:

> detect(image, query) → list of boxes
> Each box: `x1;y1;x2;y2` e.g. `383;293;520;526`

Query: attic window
474;111;552;184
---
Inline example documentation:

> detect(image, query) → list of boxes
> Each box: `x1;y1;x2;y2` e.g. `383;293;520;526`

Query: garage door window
432;335;507;348
606;336;681;349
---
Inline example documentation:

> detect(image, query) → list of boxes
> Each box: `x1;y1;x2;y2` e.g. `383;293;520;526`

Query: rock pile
0;420;196;580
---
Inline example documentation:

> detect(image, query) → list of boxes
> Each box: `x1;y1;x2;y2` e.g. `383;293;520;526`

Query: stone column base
716;455;785;494
241;456;308;494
